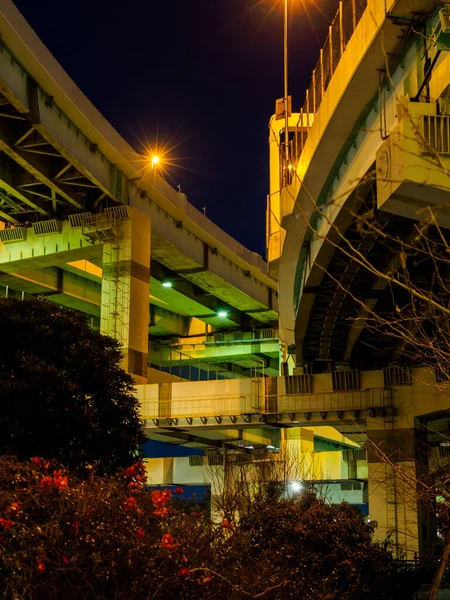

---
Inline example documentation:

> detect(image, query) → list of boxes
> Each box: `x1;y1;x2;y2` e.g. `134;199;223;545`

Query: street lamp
283;0;290;174
151;155;160;169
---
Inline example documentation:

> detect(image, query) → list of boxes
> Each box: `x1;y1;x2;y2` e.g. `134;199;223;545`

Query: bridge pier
100;207;151;383
367;422;420;559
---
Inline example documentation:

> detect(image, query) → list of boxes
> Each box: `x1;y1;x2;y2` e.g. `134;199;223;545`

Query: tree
0;298;146;473
237;493;415;600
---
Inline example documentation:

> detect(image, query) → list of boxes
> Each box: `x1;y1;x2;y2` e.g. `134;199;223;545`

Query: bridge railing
421;114;450;154
291;0;368;163
140;394;256;420
271;387;392;414
140;387;393;421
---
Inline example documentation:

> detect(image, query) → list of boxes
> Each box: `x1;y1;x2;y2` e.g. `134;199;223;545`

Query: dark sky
13;0;338;256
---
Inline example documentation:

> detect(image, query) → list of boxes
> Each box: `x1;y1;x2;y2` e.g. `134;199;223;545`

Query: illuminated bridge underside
138;378;393;448
0;0;279;381
272;0;450;367
299;194;421;368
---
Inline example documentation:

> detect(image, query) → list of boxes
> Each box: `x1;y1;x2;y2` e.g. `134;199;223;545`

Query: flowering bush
0;457;414;599
0;457;222;599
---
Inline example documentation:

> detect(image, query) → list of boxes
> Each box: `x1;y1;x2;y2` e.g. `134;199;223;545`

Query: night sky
13;0;339;256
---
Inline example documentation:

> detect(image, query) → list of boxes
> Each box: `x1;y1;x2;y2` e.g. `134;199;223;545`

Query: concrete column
367;422;419;559
100;207;151;383
281;427;315;480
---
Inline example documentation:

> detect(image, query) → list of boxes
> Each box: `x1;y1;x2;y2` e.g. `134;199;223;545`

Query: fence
290;0;368;164
140;387;393;421
140;393;256;421
421;114;450;154
267;387;392;415
149;338;272;382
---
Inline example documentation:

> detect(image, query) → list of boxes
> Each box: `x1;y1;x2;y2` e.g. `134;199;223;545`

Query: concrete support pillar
267;119;283;277
281;427;315;479
367;422;419;559
100;207;151;383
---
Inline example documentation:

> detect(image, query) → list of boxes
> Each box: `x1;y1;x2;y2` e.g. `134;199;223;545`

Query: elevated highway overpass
0;0;279;382
268;0;450;369
266;0;450;556
3;0;450;558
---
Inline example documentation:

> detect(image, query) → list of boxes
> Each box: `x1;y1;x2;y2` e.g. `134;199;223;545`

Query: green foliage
0;299;146;473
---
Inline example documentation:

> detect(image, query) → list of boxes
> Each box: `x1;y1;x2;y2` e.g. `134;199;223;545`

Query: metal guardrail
291;0;368;163
140;394;254;420
32;219;61;236
149;340;269;381
0;227;27;243
421;114;450;154
274;388;392;414
140;388;393;422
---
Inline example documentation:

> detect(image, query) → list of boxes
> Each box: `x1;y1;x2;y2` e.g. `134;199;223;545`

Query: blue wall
143;439;205;458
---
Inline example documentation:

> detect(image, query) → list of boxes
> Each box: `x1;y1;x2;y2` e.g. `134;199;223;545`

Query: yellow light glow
151;155;160;168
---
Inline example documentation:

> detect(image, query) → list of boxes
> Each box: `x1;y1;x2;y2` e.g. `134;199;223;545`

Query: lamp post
283;0;290;177
283;0;291;185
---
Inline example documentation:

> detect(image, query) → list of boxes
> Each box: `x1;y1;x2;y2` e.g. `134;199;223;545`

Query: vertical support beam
312;70;317;113
267;117;284;278
281;427;315;480
339;1;344;55
320;49;324;98
367;423;419;559
329;26;333;75
100;207;151;383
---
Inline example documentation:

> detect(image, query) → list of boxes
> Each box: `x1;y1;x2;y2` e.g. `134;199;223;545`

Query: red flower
0;518;12;531
222;518;231;528
125;462;146;486
52;470;68;491
123;496;138;512
177;568;190;577
153;507;170;518
151;489;172;508
37;560;46;573
7;502;21;516
192;512;201;517
173;487;184;494
71;521;80;535
40;475;53;488
61;555;69;565
161;533;178;550
198;576;212;584
136;527;145;540
125;465;137;479
32;457;50;470
128;481;141;493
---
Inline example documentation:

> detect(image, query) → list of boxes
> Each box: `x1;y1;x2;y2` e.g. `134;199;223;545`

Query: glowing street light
162;280;172;288
282;0;290;181
289;481;303;494
151;155;160;169
217;310;228;318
